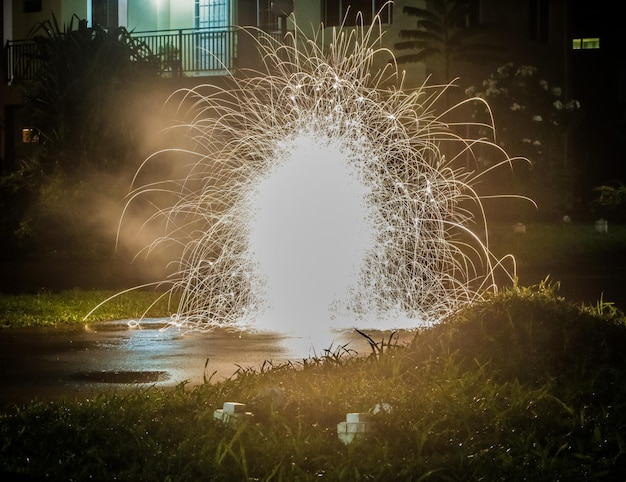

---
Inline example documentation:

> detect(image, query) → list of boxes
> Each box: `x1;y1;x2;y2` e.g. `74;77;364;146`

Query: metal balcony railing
133;27;237;77
4;26;285;84
5;39;40;83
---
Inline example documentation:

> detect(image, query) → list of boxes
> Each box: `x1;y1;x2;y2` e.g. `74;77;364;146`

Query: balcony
4;26;284;85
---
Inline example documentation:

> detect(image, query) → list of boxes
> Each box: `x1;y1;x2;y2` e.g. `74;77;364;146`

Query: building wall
127;0;157;31
63;0;88;22
479;0;570;92
12;0;62;39
127;1;203;33
127;0;186;32
291;0;320;33
382;0;428;88
10;0;91;39
288;0;427;88
169;1;195;30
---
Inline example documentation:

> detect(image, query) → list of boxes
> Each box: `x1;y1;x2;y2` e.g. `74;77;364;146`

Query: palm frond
395;47;441;64
398;29;444;43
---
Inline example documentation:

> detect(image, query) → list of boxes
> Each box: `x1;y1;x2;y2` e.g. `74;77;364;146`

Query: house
1;0;622;196
3;1;399;82
0;1;403;169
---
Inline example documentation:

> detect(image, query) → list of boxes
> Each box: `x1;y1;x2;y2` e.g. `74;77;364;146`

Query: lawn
0;288;177;329
488;222;626;270
2;222;625;329
0;223;625;480
1;284;625;480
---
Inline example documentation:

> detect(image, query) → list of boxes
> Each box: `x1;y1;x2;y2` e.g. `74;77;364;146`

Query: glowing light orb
246;131;377;334
123;16;520;338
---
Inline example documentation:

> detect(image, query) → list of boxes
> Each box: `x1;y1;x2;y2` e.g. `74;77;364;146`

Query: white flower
566;99;581;110
510;102;522;111
496;62;513;75
523;138;531;143
517;65;537;76
539;79;548;90
553;100;563;110
551;86;562;96
533;140;541;146
532;115;543;122
465;86;475;96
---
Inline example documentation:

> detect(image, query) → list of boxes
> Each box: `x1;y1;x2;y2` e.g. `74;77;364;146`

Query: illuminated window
22;128;39;143
194;0;231;71
323;0;393;27
572;37;600;49
196;0;229;29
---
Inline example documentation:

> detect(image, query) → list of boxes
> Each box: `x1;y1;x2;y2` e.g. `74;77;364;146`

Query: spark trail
123;16;520;337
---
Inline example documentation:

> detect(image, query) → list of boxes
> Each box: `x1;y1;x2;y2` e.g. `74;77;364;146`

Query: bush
591;181;626;222
21;15;161;171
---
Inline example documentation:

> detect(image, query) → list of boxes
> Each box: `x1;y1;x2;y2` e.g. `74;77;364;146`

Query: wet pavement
0;318;404;407
1;260;624;408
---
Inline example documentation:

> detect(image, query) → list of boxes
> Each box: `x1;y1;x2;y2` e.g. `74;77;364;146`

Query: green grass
1;283;626;480
1;224;625;479
488;222;626;269
0;289;177;328
1;222;623;330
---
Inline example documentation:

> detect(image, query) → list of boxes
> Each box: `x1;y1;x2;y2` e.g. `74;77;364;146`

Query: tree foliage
22;15;161;172
395;0;506;81
592;181;626;222
467;63;583;220
2;16;162;260
467;63;582;165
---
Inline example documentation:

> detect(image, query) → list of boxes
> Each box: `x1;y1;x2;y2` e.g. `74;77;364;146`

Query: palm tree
395;0;506;84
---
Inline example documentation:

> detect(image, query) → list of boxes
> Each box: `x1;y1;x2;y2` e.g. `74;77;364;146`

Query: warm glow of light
246;130;377;334
120;15;523;345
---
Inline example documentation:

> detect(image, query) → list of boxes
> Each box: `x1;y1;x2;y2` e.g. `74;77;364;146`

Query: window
572;37;600;50
323;0;393;27
22;128;39;143
196;0;229;29
23;0;42;13
194;0;231;71
256;0;281;33
92;0;118;28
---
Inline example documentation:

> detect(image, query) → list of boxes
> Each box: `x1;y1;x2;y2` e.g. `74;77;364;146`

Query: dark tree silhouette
395;0;506;83
22;15;161;172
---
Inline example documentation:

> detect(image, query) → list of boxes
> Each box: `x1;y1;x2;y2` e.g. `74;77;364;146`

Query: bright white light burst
125;17;519;335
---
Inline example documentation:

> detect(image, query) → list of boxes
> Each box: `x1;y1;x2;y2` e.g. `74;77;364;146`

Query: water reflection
0;318;412;406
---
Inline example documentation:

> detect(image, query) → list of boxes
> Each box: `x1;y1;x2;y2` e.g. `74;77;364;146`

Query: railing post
4;40;11;84
178;29;183;77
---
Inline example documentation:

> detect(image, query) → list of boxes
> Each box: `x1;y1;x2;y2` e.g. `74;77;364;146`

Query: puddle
1;320;413;406
70;370;170;384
